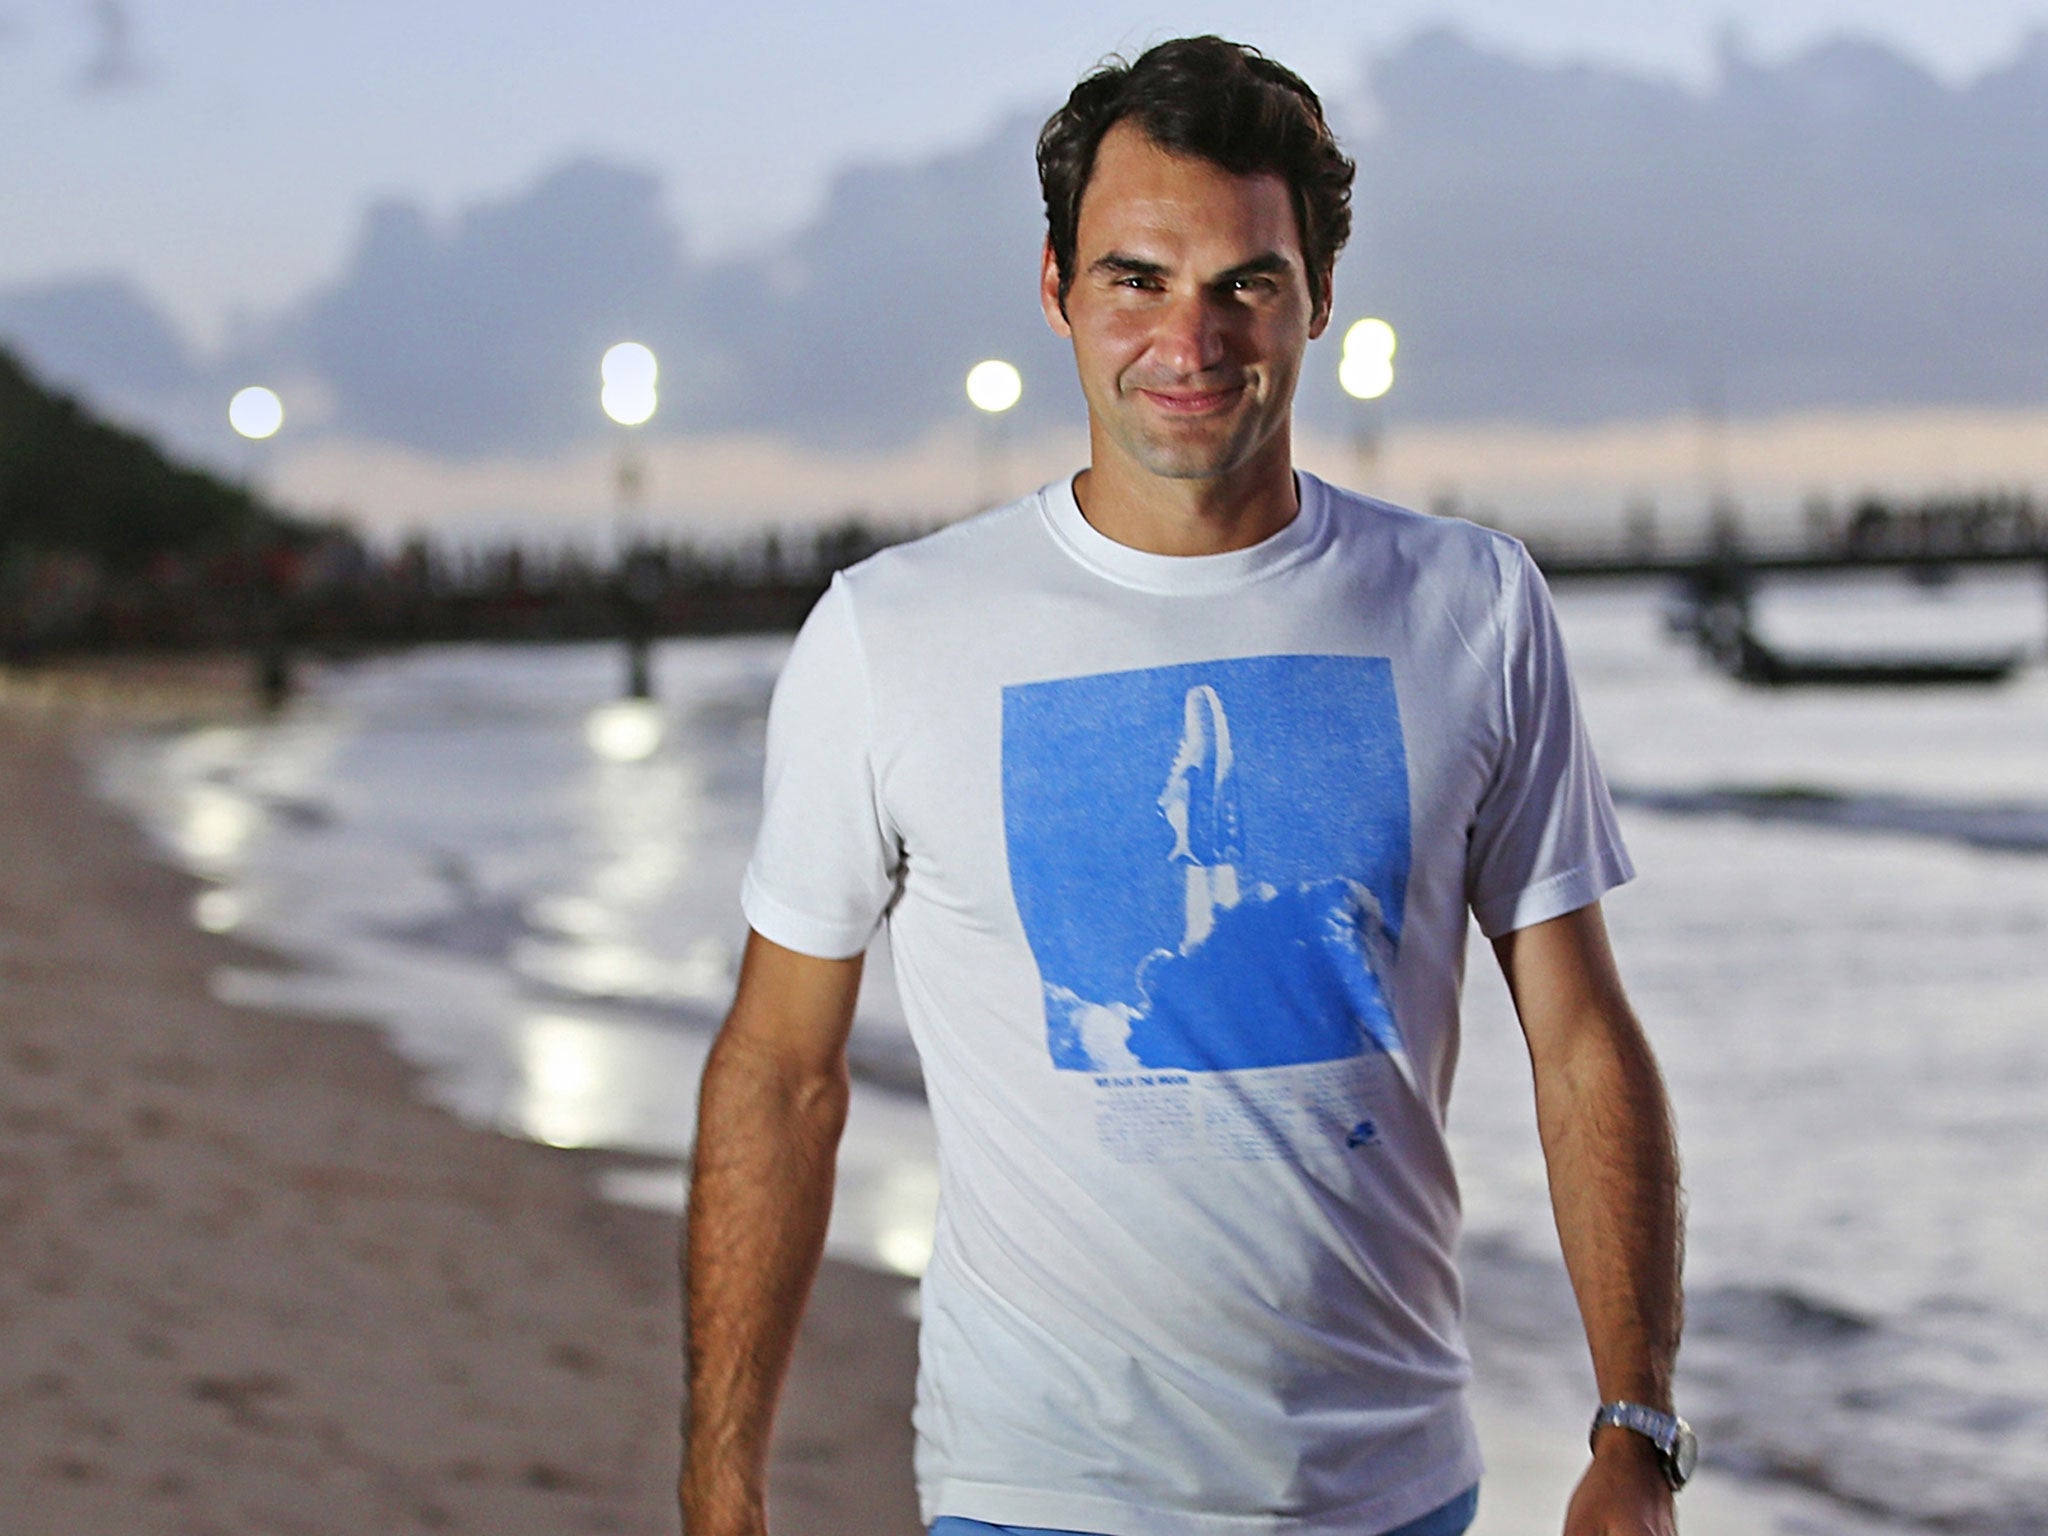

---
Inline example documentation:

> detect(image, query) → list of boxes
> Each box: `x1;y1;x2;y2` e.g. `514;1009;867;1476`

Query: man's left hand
1563;1431;1677;1536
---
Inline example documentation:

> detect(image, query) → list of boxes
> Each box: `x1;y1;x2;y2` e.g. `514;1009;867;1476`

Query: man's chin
1124;427;1270;483
1135;455;1241;482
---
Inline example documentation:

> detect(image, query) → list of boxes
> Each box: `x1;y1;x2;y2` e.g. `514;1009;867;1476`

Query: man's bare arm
1492;902;1684;1536
682;930;865;1536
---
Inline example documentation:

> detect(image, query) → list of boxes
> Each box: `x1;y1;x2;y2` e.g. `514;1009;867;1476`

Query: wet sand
0;671;921;1536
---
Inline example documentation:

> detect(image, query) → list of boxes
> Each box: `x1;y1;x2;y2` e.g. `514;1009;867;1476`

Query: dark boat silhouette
1728;627;2024;688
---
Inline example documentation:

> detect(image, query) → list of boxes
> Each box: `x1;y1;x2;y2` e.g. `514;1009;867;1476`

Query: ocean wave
1689;1281;1879;1344
1461;1233;2048;1535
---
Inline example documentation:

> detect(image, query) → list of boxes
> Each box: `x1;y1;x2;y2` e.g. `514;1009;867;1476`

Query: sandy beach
0;668;922;1536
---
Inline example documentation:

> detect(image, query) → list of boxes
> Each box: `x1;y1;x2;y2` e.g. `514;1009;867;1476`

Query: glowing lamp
228;386;284;439
965;358;1023;414
602;342;659;426
1339;318;1397;402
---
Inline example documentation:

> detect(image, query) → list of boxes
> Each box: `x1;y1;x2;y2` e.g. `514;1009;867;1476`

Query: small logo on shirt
1346;1118;1380;1149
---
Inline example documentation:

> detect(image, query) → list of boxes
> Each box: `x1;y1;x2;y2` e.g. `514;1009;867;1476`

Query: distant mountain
4;27;2045;456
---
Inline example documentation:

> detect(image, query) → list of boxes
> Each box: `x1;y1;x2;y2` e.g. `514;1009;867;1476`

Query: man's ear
1307;271;1334;341
1039;240;1073;338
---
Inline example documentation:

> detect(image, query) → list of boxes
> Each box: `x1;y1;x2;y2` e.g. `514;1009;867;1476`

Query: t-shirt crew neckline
1038;470;1331;594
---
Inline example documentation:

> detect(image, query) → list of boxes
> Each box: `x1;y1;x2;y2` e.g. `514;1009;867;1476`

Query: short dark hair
1037;36;1355;312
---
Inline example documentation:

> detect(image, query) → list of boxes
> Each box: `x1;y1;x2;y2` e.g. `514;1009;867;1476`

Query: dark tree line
0;345;317;576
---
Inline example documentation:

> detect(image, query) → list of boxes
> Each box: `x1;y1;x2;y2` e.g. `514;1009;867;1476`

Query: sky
4;0;2046;538
6;0;2046;344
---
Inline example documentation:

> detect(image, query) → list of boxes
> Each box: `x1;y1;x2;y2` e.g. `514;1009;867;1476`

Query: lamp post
601;342;659;698
228;385;291;709
965;358;1022;509
600;341;659;531
1338;318;1396;488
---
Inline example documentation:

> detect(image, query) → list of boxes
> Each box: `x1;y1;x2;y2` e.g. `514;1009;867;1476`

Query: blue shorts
930;1482;1480;1536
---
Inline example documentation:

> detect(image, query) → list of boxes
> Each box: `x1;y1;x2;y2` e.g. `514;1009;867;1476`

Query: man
685;36;1688;1536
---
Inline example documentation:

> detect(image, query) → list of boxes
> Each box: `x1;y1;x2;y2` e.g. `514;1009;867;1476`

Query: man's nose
1153;290;1228;375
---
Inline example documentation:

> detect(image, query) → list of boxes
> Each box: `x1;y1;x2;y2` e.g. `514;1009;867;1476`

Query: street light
228;385;284;440
965;358;1023;415
599;342;659;519
1338;319;1397;486
225;385;291;707
601;342;660;700
601;341;658;426
1338;318;1396;403
965;359;1022;508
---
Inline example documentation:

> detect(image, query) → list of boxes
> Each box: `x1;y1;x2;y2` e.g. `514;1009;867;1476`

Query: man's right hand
680;932;866;1536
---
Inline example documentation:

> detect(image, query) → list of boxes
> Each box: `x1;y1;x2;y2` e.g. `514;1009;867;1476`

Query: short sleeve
1465;544;1634;938
740;575;900;958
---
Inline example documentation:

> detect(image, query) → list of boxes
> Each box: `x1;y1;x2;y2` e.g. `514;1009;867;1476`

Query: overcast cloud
4;27;2045;478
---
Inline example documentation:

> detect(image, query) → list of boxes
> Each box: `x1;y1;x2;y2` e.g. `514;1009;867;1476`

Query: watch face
1668;1423;1700;1489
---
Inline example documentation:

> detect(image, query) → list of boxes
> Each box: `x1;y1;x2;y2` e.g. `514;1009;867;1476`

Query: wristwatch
1589;1401;1698;1491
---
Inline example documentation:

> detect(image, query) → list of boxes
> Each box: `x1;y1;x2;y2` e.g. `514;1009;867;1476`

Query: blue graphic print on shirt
1001;655;1412;1075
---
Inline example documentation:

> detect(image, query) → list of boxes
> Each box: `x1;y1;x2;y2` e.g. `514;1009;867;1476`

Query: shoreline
0;677;922;1535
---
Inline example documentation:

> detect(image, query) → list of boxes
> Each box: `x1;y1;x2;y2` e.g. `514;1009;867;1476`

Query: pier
5;501;2044;696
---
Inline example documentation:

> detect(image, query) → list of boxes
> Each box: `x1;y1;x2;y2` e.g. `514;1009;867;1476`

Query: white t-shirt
742;472;1632;1536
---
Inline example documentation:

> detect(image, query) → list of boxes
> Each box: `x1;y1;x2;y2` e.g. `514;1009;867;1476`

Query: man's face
1042;120;1330;489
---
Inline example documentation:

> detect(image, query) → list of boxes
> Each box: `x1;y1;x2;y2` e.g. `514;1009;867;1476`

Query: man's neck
1071;439;1301;558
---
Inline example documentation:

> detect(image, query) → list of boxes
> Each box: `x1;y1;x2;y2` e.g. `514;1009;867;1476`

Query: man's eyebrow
1215;252;1293;283
1089;253;1169;278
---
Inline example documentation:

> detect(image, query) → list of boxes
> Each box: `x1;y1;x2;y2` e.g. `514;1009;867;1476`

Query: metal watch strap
1589;1400;1698;1491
